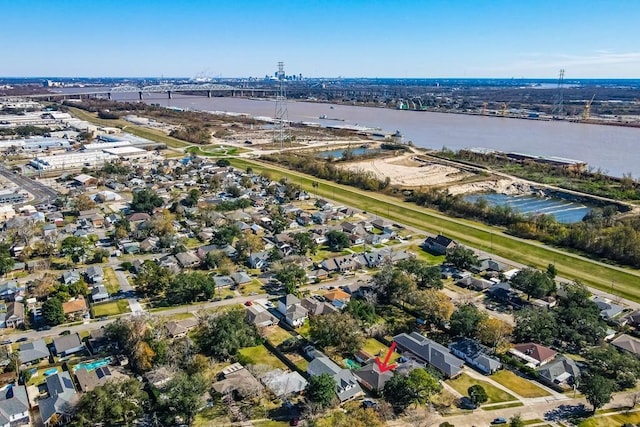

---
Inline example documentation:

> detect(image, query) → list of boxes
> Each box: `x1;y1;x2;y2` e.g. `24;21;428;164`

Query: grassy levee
230;157;640;302
67;107;189;148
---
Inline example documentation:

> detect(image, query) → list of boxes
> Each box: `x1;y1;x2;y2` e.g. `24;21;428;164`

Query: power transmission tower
552;69;565;119
274;61;289;148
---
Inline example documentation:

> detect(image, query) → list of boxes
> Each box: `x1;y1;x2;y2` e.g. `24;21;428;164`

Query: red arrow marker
375;341;398;373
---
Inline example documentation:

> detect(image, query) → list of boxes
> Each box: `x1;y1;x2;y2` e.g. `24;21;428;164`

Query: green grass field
445;373;517;404
92;300;130;317
238;345;287;370
490;370;550;398
230;158;640;302
579;411;640;427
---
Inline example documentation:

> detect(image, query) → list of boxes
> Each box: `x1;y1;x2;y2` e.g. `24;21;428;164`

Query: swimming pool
43;368;58;376
73;357;112;372
344;358;361;370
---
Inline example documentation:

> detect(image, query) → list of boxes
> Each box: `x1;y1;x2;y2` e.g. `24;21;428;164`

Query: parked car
0;340;11;345
16;337;28;342
458;397;477;410
244;301;253;306
491;417;507;425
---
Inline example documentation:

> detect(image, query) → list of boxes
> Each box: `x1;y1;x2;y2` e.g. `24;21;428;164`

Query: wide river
66;89;640;177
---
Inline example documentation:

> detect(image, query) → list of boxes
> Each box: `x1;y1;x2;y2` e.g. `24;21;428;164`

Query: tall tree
478;317;513;350
305;373;337;409
468;384;488;405
42;297;65;326
325;230;351;251
73;378;147;426
158;373;208;426
408;290;454;327
0;243;14;276
60;236;90;262
291;232;318;256
274;263;307;295
396;258;443;289
196;308;260;360
511;268;556;300
580;373;614;414
310;312;364;355
449;303;486;338
445;246;479;270
131;188;163;213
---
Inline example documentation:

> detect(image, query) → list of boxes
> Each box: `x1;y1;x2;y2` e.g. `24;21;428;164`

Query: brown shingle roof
62;296;88;314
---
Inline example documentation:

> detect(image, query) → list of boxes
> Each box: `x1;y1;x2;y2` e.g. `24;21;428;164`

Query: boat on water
319;115;344;121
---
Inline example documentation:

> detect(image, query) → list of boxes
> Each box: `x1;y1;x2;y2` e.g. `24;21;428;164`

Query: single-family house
19;339;50;365
371;218;393;233
354;362;394;392
321;254;358;273
456;276;494;291
471;258;508;273
62;296;88;319
231;272;253;286
4;303;24;328
394;332;464;378
164;318;199;338
87;328;110;354
277;294;308;327
212;363;263;398
62;271;80;285
423;234;457;255
245;304;278;328
323;289;351;309
612;334;640;358
85;266;104;284
449;338;502;375
39;371;78;426
0;384;30;427
0;281;19;302
260;369;308;398
300;297;339;316
592;296;625;320
249;251;270;269
175;251;201;269
213;276;235;289
537;356;580;388
145;367;175;390
52;333;84;357
510;342;557;367
75;366;125;392
91;285;109;303
307;355;363;402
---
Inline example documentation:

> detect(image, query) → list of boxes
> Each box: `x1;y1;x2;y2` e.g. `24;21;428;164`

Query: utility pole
552;69;565;119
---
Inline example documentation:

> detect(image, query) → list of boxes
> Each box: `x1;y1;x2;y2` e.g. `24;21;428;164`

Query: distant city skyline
3;0;640;79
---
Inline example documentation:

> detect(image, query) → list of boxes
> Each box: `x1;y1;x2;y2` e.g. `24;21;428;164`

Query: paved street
0;163;57;205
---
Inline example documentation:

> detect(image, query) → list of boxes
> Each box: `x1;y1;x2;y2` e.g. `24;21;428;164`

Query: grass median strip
229;158;640;302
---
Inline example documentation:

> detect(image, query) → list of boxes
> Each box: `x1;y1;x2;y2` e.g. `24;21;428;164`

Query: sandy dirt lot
341;154;472;187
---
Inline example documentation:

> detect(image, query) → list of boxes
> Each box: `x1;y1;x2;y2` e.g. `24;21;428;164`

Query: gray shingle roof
39;371;78;424
0;384;29;425
394;332;464;378
19;339;49;364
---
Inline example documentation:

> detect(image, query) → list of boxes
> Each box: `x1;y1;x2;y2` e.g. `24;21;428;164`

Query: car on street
16;337;28;342
244;301;253;306
491;417;507;425
0;340;11;345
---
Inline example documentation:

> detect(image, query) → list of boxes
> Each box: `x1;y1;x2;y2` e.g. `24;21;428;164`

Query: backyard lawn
265;326;295;346
490;370;550;398
445;373;517;404
238;345;287;370
361;338;400;362
92;300;130;317
295;320;311;338
102;267;120;295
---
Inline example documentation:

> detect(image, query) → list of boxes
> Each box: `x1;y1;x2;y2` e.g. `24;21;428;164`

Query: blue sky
2;0;640;78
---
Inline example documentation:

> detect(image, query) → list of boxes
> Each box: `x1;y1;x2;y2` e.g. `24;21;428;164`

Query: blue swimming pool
73;357;112;372
43;368;58;376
